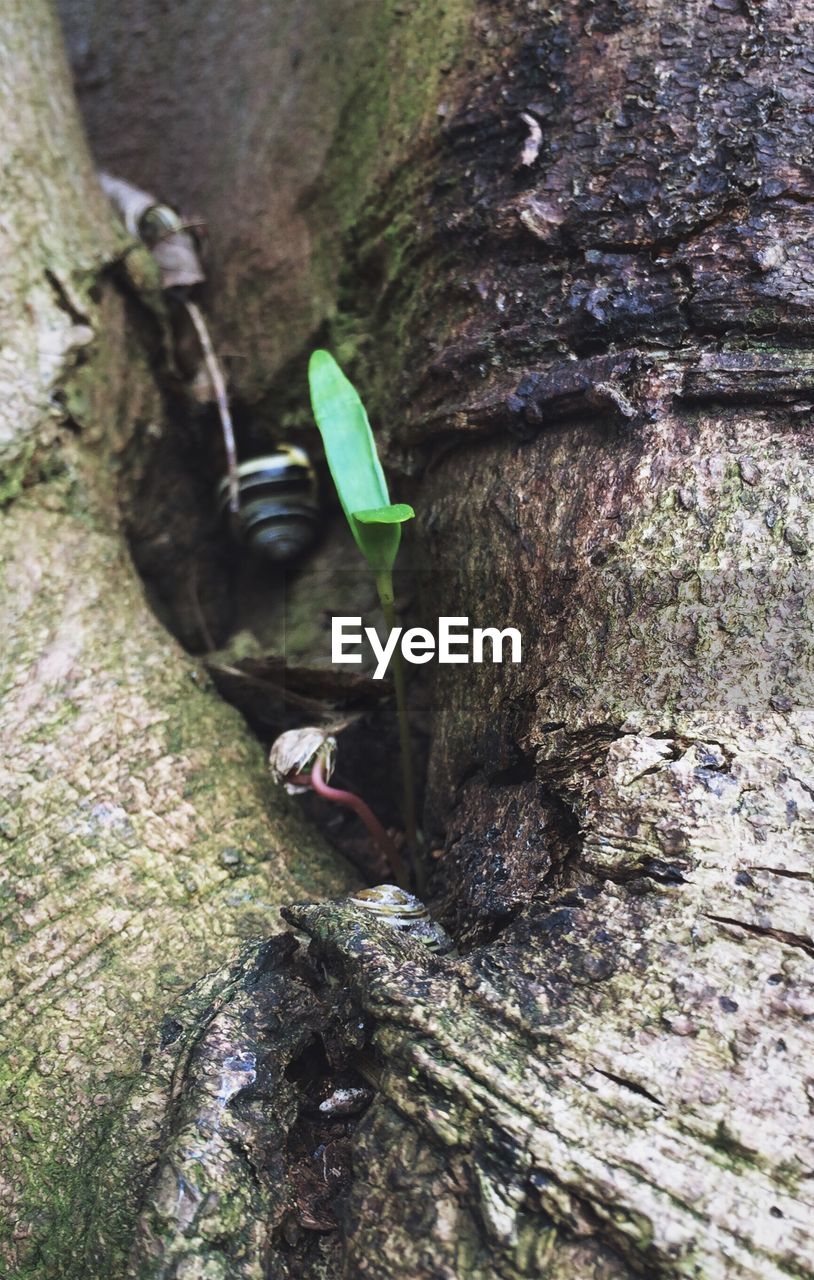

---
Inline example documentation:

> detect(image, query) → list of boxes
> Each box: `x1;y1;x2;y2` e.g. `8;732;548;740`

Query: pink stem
292;758;406;887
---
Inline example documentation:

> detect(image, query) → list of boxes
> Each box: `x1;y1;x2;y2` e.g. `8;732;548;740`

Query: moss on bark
0;7;354;1276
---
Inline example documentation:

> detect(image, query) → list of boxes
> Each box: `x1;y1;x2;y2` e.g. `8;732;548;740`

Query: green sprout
308;349;417;877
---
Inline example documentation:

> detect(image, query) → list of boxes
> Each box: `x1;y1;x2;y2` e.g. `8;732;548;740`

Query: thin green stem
375;569;418;883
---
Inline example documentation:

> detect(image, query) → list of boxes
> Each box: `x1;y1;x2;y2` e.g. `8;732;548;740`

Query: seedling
292;757;406;887
308;350;417;877
269;727;405;885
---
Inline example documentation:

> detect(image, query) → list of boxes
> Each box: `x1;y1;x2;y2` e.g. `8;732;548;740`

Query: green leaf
353;503;415;525
308;350;412;573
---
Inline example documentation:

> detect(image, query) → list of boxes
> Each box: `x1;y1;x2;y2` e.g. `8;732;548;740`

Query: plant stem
375;569;418;883
293;759;407;887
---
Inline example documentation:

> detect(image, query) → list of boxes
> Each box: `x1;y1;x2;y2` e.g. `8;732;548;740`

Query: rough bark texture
3;0;812;1276
0;7;354;1278
372;0;814;1270
400;7;814;1273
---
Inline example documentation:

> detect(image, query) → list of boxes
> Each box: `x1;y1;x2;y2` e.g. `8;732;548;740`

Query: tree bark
0;7;354;1278
2;0;812;1277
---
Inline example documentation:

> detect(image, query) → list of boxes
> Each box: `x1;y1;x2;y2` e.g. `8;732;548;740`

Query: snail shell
217;445;319;562
98;174;205;290
135;203;205;290
137;202;186;246
349;885;456;955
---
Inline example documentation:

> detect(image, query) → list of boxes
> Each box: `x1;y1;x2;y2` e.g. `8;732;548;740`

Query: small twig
184;299;240;515
291;757;406;887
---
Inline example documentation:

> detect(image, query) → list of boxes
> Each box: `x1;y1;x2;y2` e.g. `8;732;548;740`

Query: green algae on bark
0;6;355;1274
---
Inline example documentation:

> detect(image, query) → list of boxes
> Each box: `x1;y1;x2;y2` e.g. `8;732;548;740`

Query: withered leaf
205;655;392;735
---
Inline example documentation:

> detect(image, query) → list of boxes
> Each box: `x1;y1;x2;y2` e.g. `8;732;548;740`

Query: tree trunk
2;0;812;1276
0;7;354;1278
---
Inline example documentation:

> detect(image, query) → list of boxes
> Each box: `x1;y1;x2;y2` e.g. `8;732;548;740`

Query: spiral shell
99;174;205;290
137;202;186;246
349;885;456;955
217;445;319;562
